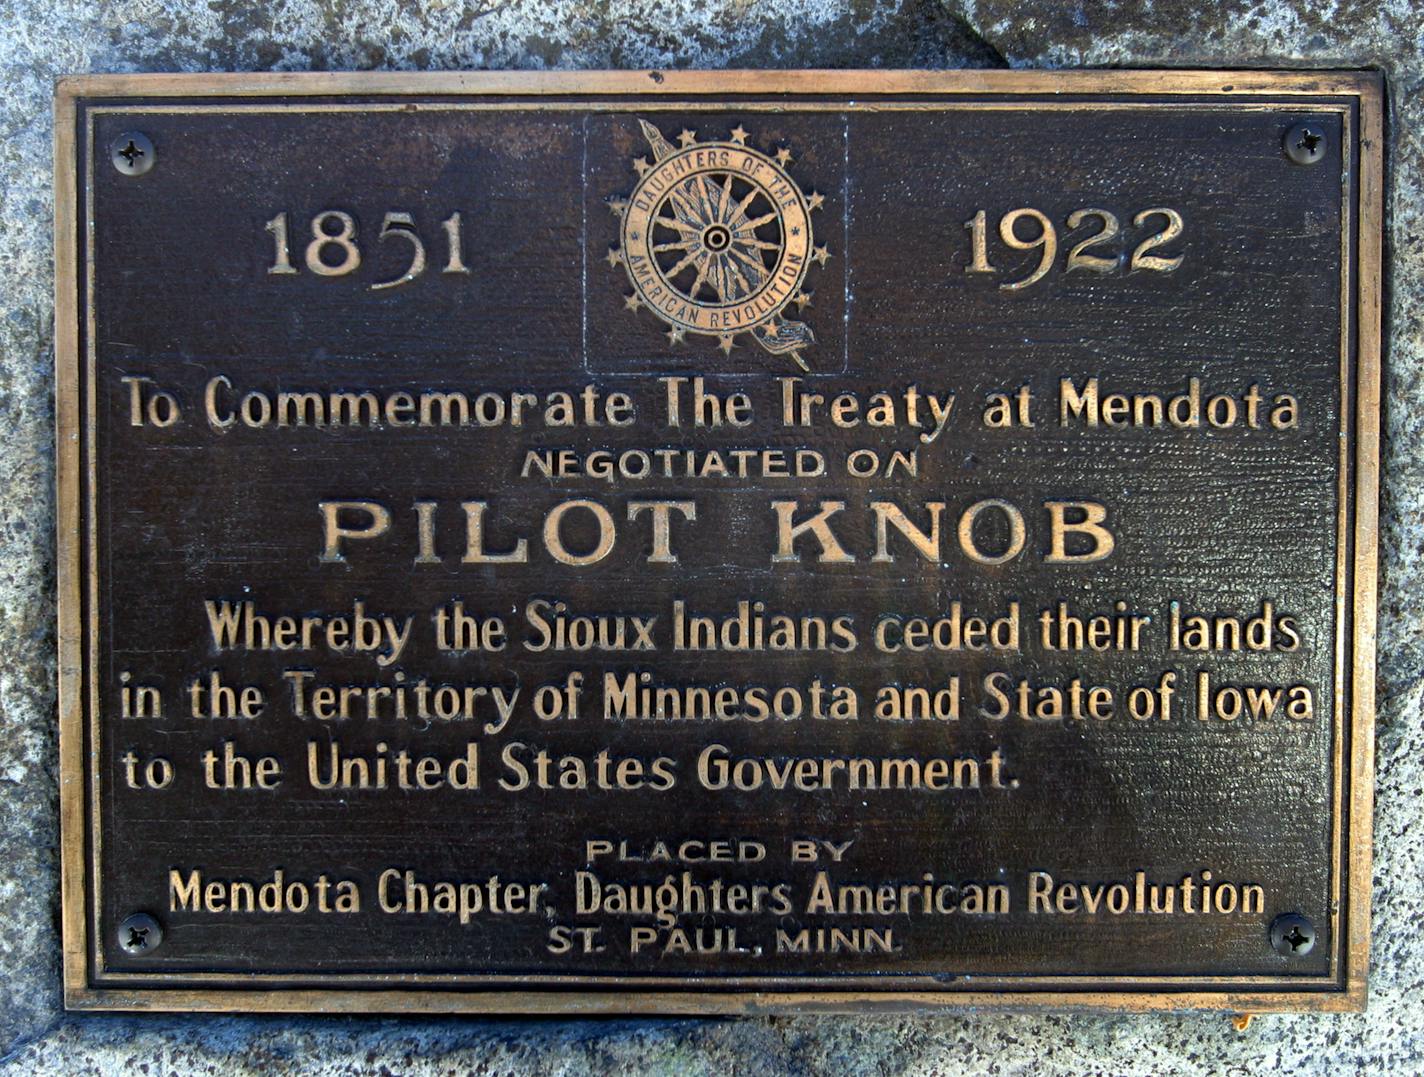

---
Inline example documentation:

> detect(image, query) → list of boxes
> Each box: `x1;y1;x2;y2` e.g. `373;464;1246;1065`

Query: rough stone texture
0;0;1420;1072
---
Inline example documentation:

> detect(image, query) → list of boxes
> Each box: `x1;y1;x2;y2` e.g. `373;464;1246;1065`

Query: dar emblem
607;120;829;370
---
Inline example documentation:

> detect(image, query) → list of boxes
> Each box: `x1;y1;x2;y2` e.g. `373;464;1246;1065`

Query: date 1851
263;210;469;290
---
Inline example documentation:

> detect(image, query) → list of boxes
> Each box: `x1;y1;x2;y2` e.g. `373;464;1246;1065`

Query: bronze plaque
55;71;1382;1014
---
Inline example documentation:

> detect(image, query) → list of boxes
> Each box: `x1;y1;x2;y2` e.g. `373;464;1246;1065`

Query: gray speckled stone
1;1;1420;1072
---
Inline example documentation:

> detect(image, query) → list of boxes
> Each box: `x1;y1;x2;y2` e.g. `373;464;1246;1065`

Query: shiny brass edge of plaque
55;68;1384;1015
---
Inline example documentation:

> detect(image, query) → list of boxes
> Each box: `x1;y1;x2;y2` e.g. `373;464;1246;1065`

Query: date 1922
964;207;1184;291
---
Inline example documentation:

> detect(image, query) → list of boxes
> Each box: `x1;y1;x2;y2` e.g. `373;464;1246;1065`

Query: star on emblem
678;129;698;147
607;198;627;216
793;290;813;310
774;147;793;166
812;245;831;266
718;335;737;355
633;156;651;175
807;191;824;211
606;247;623;267
666;327;687;346
729;125;749;145
623;294;641;312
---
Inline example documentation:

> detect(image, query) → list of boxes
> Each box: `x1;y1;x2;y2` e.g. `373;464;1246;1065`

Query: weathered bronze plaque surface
56;71;1382;1013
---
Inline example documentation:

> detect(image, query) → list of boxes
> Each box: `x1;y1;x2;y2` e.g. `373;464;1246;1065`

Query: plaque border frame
54;69;1383;1015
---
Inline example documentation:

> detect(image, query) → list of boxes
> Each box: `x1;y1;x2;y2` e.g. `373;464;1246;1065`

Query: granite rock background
1;1;1420;1072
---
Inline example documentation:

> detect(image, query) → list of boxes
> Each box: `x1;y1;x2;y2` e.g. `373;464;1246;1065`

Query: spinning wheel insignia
607;120;828;370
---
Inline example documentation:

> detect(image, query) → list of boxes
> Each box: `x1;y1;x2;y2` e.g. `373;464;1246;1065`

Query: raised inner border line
55;70;1382;1015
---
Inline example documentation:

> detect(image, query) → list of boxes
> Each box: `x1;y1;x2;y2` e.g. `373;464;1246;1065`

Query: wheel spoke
741;210;779;231
715;174;735;223
695;175;727;224
724;249;763;294
665;185;711;232
661;249;700;281
654;215;702;236
653;240;693;253
681;178;716;225
727;187;762;230
730;246;774;290
687;254;714;301
734;237;782;251
715;255;744;300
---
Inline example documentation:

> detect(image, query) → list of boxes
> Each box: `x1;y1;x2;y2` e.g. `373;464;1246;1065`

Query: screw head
117;912;163;955
1284;122;1326;166
110;132;155;176
1269;913;1315;956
